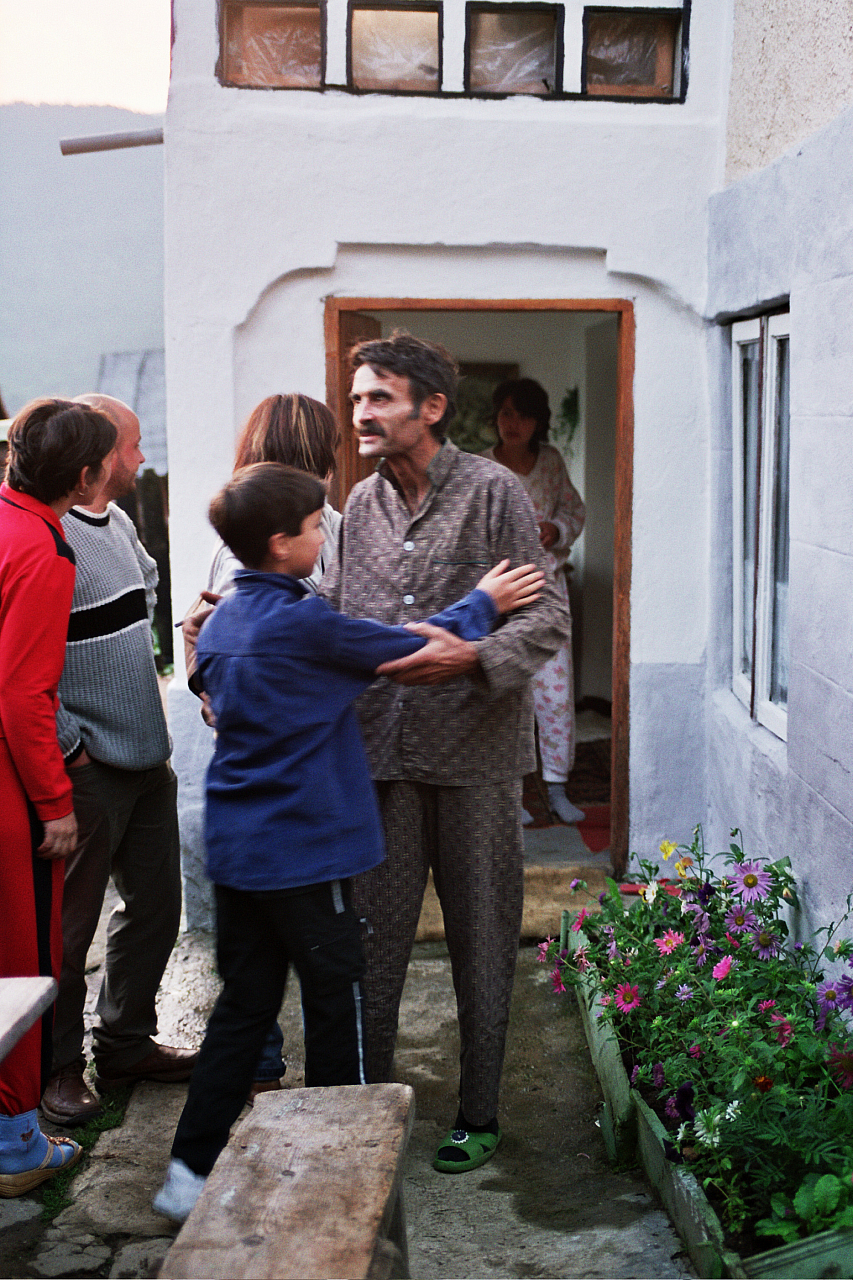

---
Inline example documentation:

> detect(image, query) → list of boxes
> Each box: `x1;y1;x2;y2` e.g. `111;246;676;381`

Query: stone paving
0;829;695;1279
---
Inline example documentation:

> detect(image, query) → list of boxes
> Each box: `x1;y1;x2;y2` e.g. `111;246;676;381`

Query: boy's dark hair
492;378;551;449
348;330;458;439
6;398;117;504
209;463;325;570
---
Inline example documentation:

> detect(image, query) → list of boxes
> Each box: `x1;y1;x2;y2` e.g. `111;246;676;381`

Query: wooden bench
0;977;57;1063
160;1083;415;1280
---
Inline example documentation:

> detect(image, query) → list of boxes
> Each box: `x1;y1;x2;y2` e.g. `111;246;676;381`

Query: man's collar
378;437;458;493
67;505;111;528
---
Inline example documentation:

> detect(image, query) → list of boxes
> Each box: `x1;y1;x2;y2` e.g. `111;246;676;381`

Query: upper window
221;1;324;88
731;314;791;740
582;8;681;98
466;5;563;96
218;0;687;97
349;4;442;92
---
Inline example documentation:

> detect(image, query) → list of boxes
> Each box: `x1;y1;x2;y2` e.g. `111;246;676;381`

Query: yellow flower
660;840;677;860
674;856;694;879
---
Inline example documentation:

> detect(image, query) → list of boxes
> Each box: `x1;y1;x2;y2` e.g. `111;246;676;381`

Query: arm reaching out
476;559;543;614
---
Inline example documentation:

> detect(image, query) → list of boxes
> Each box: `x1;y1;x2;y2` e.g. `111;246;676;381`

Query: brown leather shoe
247;1078;283;1106
41;1063;103;1127
94;1044;199;1093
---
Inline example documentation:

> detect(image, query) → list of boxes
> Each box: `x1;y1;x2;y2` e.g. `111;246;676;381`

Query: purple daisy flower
653;1062;665;1089
731;861;773;903
665;1095;680;1120
838;974;853;1009
816;979;841;1030
630;1065;640;1085
675;984;694;1002
692;939;710;968
724;905;757;934
752;929;778;960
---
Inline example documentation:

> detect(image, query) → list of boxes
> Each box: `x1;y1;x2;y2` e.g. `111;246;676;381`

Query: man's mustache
357;426;387;439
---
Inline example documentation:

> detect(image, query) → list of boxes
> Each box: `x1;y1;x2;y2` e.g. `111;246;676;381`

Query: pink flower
654;929;685;956
712;955;733;981
537;937;554;964
829;1043;853;1090
758;999;776;1012
600;994;612;1006
575;946;590;972
770;1014;793;1047
551;968;566;994
571;908;590;933
688;1044;703;1059
614;983;642;1013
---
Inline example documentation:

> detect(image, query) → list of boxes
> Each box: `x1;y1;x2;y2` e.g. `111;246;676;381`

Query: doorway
325;298;633;874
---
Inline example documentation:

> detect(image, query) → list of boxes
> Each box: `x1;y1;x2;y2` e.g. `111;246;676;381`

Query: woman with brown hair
208;394;341;597
0;398;116;1196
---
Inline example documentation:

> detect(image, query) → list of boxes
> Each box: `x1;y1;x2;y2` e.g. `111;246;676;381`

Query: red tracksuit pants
0;741;64;1115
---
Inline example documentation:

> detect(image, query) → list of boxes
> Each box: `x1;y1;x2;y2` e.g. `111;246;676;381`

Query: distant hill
0;103;164;414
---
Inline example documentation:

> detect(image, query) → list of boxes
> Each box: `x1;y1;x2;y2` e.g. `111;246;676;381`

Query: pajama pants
0;741;64;1115
352;778;524;1126
533;573;576;782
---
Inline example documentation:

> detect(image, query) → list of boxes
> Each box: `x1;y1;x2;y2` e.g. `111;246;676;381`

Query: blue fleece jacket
197;571;497;891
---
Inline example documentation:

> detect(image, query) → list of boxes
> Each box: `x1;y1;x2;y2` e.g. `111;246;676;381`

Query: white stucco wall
166;0;736;918
707;105;853;932
725;0;853;184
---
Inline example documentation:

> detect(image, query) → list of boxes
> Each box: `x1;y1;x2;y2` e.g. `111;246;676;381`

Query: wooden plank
611;303;634;878
161;1083;415;1280
0;977;57;1062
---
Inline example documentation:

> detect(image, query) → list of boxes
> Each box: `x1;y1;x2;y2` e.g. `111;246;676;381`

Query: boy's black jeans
171;876;366;1176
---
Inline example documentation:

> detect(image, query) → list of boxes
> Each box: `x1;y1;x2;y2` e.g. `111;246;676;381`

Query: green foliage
541;827;853;1244
40;1090;131;1220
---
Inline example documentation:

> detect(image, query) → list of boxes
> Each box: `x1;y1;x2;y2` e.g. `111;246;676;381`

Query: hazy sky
0;0;171;114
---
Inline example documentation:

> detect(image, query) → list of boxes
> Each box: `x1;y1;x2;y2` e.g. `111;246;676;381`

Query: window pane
223;3;322;88
585;11;678;97
351;8;440;92
740;340;760;683
769;336;790;707
468;9;558;95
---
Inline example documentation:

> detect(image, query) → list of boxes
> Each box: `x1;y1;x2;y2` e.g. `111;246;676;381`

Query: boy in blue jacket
154;462;542;1219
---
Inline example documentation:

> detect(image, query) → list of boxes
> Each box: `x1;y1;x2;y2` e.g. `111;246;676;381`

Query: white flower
642;881;659;905
676;1123;689;1144
694;1109;722;1148
725;1100;741;1122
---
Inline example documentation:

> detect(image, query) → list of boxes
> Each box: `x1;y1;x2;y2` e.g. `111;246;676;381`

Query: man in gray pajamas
40;396;197;1127
322;333;570;1172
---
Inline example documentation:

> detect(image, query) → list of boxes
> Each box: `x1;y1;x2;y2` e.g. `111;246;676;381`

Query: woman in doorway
0;398;116;1195
484;378;586;825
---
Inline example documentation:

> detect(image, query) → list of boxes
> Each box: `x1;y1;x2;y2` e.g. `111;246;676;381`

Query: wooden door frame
325;296;634;876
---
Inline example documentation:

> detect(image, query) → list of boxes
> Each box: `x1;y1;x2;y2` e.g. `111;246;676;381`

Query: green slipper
433;1126;502;1174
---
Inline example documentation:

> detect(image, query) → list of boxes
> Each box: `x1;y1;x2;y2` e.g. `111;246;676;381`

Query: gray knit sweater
56;503;171;769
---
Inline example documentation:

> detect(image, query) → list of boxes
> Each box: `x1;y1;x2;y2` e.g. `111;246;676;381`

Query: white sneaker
153;1158;206;1222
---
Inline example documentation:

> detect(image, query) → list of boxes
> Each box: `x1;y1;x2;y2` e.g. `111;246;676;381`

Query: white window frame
731;313;790;741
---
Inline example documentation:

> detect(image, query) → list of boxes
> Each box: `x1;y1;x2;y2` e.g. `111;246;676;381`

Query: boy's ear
267;531;292;563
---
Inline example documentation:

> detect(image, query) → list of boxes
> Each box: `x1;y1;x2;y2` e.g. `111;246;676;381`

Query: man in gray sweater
41;396;197;1127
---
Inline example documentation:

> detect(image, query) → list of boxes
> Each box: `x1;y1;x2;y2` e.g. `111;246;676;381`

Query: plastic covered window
350;6;441;92
584;10;679;98
467;6;560;95
222;2;324;88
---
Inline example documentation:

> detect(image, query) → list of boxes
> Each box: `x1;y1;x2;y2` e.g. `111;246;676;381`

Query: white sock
153;1158;206;1222
546;784;585;825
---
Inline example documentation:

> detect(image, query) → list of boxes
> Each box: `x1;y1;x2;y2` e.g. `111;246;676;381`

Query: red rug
577;804;611;853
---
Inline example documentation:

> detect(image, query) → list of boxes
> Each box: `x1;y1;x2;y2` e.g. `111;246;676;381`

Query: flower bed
544;831;853;1276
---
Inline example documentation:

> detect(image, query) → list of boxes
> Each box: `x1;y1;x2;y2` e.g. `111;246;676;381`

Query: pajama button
403;594;415;605
403;541;415;551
